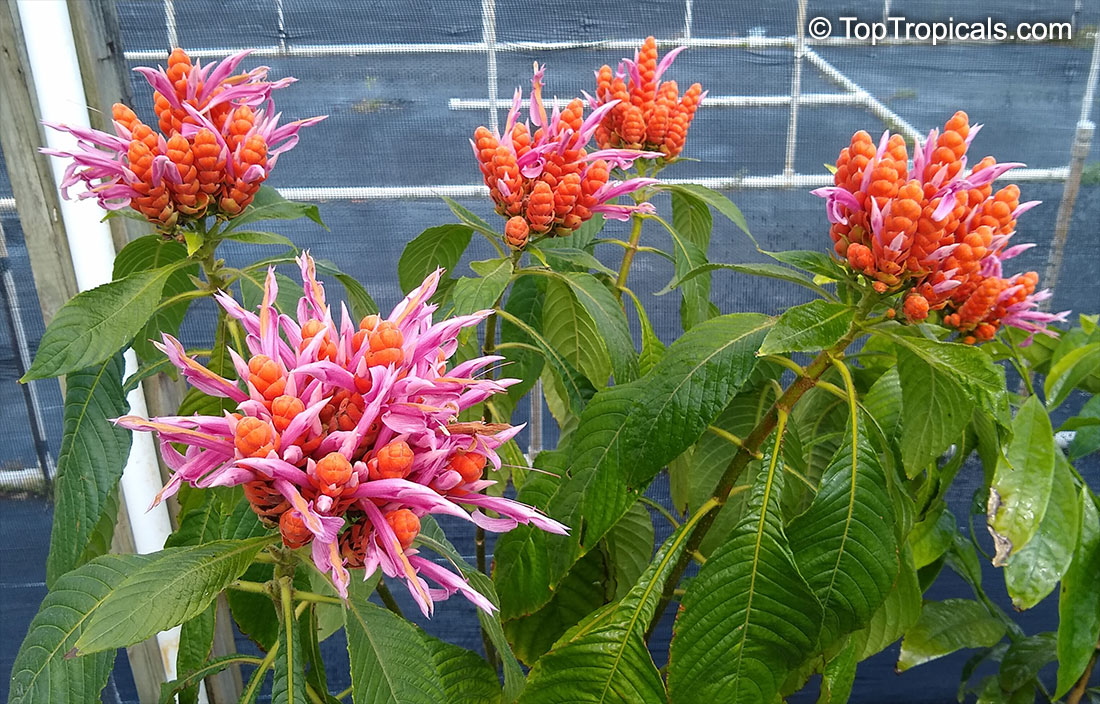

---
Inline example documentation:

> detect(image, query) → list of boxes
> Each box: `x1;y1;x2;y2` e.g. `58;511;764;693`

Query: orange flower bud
385;509;421;550
280;509;313;549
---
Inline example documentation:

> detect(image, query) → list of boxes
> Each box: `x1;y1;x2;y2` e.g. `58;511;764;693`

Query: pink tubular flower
470;63;659;242
41;48;324;225
115;253;566;612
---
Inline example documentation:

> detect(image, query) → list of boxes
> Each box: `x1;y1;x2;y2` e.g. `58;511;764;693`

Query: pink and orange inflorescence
116;253;566;613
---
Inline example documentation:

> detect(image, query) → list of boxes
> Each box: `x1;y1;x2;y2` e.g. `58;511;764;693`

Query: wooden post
1;2;175;702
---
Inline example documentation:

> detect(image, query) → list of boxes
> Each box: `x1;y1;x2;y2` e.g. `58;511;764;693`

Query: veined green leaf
856;546;921;659
555;314;772;556
221;186;325;232
625;289;665;376
1000;632;1057;693
760;300;854;355
222;230;297;247
1055;488;1100;698
46;354;131;587
112;234;198;364
659;261;833;300
541;275;612;387
175;602;216;704
1004;452;1079;609
442;196;502;239
897;599;1006;672
765;249;847;281
496;307;596;418
788;416;899;648
424;636;502;704
550;271;638;384
670;190;714;331
521;516;708;704
668;449;823;704
657;183;753;242
1068;394;1100;460
1045;342;1100;409
24;266;178;380
604;502;655;600
988;396;1056;565
398;224;473;293
8;553;153;704
417;517;524;701
344;576;446;703
897;343;975;474
74;538;272;655
452;258;511;318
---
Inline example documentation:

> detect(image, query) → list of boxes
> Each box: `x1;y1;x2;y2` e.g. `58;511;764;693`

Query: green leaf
272;591;307;704
222;230;297;247
344;576;446;703
176;602;216;704
759;300;854;355
658;183;753;242
24;267;178;380
1068;395;1100;461
667;449;823;704
416;517;524;701
670;190;714;330
452;258;511;317
504;550;608;666
541;275;612;387
896;343;975;473
910;505;956;570
897;599;1007;672
442;195;502;239
497;307;596;418
221;185;325;232
167;490;225;549
660;261;833;300
1045;342;1100;409
1000;632;1057;693
46;354;131;587
74;538;272;655
1004;452;1079;610
817;636;859;704
604;501;655;600
424;636;502;704
988;396;1056;565
537;246;616;277
788;416;899;648
113;234;199;363
8;553;153;704
856;547;922;659
520;518;705;704
556;314;772;555
1055;488;1100;698
626;291;665;376
552;271;638;384
398;224;474;293
499;275;546;414
766;250;847;281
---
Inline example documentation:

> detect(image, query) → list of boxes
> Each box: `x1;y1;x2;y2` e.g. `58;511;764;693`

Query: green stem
646;290;879;637
639;495;680;529
614;214;646;301
228;579;341;605
279;576;297;700
375;579;404;617
335;685;353;700
241;639;280;702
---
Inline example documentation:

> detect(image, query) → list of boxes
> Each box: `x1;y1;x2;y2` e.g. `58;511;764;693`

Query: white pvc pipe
16;0;184;686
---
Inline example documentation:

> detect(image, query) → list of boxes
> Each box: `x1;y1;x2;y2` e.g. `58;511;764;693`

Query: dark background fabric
2;1;1099;700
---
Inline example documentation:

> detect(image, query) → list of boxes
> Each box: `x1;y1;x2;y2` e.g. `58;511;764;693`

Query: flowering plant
10;39;1099;704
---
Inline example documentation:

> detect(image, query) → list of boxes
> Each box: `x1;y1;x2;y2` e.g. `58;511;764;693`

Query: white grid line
482;0;499;129
163;0;178;50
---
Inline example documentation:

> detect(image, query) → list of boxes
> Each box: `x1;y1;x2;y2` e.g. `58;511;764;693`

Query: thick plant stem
1068;641;1100;704
645;291;877;638
614;214;645;300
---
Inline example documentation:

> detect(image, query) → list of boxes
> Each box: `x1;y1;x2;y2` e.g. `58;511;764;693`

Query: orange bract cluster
816;111;1066;343
592;37;705;158
473;124;614;248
